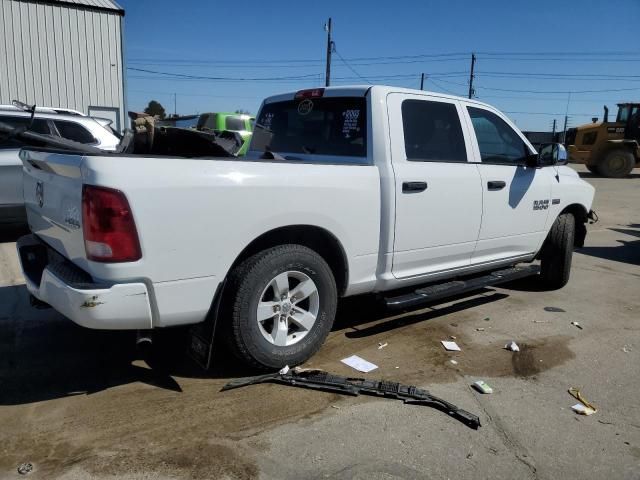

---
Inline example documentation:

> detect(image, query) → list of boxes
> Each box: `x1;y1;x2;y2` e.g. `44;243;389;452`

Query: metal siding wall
0;0;124;129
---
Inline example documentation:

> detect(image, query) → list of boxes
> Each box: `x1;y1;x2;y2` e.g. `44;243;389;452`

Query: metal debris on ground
378;342;388;350
504;341;520;352
472;380;494;394
544;306;566;313
483;317;491;322
450;359;459;365
441;340;461;352
533;320;551;324
17;463;33;475
449;335;457;340
221;367;482;429
476;327;486;332
569;387;597;415
622;345;631;353
571;321;584;330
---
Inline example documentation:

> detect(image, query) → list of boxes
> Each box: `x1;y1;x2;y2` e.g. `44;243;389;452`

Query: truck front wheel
224;245;337;370
599;149;635;178
539;213;575;290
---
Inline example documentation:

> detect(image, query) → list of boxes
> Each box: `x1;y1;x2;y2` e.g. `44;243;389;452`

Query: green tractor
196;112;254;156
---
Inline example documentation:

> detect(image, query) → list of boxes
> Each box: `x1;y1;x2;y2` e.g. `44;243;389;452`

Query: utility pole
562;115;568;143
468;53;476;99
552;119;557;141
420;73;425;90
174;93;177;117
324;18;333;87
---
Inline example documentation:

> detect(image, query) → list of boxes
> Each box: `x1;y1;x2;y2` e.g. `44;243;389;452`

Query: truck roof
263;85;496;110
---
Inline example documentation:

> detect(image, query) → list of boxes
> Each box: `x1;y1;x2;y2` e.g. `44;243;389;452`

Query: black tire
540;213;575;290
586;164;600;175
598;149;635;178
224;245;337;370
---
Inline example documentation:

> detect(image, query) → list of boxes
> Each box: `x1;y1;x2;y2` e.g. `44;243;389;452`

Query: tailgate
21;149;86;262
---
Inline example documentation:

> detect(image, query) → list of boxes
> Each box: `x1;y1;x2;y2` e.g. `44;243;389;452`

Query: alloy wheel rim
256;271;319;347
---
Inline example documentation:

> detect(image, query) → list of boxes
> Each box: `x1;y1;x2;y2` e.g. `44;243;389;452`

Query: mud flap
188;280;226;370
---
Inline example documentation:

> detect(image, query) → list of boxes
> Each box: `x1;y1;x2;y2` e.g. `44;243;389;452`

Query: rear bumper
17;234;153;330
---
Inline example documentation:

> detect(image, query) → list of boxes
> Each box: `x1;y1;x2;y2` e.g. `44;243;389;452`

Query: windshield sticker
297;99;314;115
342;109;361;138
261;112;274;130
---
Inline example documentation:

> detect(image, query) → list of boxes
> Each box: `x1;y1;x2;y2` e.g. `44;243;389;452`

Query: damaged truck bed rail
222;368;481;429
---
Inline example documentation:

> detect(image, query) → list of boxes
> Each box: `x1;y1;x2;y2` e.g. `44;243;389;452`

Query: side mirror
537;143;568;167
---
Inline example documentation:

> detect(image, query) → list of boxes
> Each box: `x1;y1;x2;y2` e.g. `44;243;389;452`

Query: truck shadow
0;225;29;243
576;226;640;267
0;282;516;406
577;171;640;179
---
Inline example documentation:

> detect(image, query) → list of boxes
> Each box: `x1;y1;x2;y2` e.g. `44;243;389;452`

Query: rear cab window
53;120;97;145
249;93;368;164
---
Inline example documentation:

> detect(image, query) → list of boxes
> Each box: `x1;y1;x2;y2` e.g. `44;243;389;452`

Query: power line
334;48;371;83
127;67;319;81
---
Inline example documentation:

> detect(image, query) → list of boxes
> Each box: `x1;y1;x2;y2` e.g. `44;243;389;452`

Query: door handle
402;181;428;193
487;180;506;191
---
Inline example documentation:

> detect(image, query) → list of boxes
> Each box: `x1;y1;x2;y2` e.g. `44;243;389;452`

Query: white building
0;0;126;131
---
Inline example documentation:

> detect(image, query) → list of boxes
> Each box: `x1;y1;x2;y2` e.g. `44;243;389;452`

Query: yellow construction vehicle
567;103;640;177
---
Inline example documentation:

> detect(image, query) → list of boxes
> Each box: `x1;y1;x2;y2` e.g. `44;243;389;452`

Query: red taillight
295;88;324;99
82;185;142;263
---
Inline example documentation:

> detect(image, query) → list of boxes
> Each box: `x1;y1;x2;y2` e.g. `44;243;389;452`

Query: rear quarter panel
80;156;381;291
0;149;23;206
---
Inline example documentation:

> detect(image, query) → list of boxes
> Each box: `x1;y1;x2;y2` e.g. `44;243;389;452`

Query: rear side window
251;97;367;160
225;116;246;131
0;116;51;148
401;100;466;162
53;120;96;144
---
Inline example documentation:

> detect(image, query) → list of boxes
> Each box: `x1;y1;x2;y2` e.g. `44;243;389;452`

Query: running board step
384;265;540;310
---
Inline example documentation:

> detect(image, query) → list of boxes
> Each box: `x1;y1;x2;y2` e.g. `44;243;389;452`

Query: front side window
467;107;531;165
401;100;466;162
53;120;96;144
251;96;367;160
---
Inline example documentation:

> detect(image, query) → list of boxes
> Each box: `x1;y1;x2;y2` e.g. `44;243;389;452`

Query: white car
0;106;120;226
16;86;595;369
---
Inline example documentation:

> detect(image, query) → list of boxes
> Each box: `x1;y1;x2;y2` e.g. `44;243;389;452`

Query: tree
235;109;250;115
144;100;166;119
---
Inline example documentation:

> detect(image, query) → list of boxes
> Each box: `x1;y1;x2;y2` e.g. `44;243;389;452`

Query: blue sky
120;0;639;131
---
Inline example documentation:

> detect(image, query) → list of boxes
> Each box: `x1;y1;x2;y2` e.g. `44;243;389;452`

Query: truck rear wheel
224;245;337;370
599;149;635;178
586;164;600;175
539;213;575;290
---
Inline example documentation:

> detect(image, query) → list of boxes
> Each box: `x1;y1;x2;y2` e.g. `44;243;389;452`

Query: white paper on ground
441;340;461;352
341;355;378;373
571;403;596;415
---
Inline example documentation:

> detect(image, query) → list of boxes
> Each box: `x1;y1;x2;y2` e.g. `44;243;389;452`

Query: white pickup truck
17;86;595;369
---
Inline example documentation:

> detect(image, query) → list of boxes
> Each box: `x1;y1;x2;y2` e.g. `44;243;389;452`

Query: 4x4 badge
36;181;44;208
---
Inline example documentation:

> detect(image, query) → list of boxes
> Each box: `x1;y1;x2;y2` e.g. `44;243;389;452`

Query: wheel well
561;204;588;248
230;225;349;295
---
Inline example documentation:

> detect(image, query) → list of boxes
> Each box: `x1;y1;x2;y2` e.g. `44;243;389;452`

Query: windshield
250;96;367;161
617;106;631;123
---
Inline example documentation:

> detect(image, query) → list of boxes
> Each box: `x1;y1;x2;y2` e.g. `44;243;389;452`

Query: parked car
0;105;120;226
16;86;595;370
196;112;254;155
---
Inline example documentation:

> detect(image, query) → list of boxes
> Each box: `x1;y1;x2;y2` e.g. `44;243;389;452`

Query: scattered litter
340;355;378;373
572;403;596;416
450;359;458;365
377;342;388;350
17;463;33;475
441;340;461;352
544;306;566;313
450;322;459;327
221;368;481;429
279;365;290;375
622;345;631;353
571;321;583;330
395;366;400;369
449;335;457;340
483;317;491;322
331;405;341;409
533;320;551;324
475;327;485;332
466;452;474;459
569;387;597;415
504;341;520;352
472;380;493;394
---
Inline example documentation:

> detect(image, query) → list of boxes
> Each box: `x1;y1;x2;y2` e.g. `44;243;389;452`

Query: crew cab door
463;105;553;263
387;93;483;278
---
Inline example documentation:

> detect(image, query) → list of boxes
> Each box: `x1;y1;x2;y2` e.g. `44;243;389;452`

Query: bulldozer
567;103;640;177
